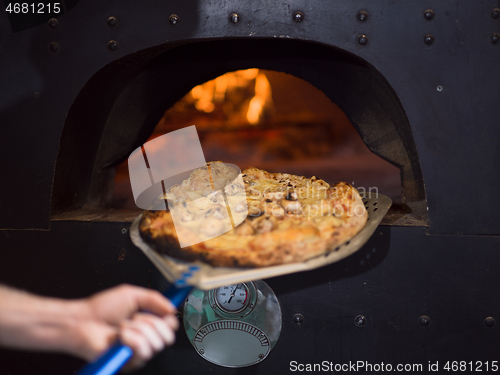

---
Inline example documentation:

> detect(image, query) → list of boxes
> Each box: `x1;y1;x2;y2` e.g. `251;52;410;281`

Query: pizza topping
272;205;286;218
210;161;239;187
281;199;302;214
264;191;284;200
234;201;248;213
188;169;211;192
258;200;271;212
208;191;224;204
213;177;229;190
249;188;262;198
224;183;241;196
248;207;263;218
180;210;195;223
169;185;189;204
259;199;285;218
253;216;276;234
180;179;190;190
201;186;213;197
315;215;343;229
312;179;329;189
285;191;298;201
205;204;228;220
199;217;225;237
234;221;255;236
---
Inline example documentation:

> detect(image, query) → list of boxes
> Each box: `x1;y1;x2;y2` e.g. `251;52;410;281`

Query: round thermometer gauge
215;283;249;313
209;282;257;318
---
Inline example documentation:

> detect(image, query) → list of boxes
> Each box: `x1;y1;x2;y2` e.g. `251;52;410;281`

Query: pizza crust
140;162;368;267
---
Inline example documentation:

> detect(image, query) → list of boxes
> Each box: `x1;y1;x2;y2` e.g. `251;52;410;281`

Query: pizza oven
1;1;499;374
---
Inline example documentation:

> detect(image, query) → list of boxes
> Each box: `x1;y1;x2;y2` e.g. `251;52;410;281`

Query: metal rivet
424;34;434;45
293;313;304;324
108;40;118;51
419;315;430;326
293;11;304;23
358;35;368;45
485;317;495;327
169;14;179;25
436;85;443;92
107;16;117;27
424;9;435;20
199;349;204;354
245;21;252;27
34;92;40;99
492;8;500;19
49;42;59;52
258;354;265;359
491;33;500;44
229;12;240;24
121;228;127;234
355;315;366;326
357;11;368;22
48;18;58;29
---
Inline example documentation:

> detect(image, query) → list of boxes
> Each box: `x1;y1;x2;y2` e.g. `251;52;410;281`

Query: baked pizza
139;161;368;267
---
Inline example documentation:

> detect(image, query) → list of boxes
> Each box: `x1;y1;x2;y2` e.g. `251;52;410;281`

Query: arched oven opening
51;38;426;224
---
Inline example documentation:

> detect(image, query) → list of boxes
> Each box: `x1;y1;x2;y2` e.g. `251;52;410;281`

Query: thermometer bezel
209;282;257;318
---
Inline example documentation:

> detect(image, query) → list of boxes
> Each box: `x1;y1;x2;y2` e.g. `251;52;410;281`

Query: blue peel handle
76;284;194;375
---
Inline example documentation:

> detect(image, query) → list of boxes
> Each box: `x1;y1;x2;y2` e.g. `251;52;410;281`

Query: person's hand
0;283;178;370
71;284;179;370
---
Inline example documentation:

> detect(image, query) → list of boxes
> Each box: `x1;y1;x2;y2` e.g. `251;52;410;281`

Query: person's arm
0;284;179;369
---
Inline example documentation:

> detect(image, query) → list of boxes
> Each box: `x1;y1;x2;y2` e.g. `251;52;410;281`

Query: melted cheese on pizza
157;162;367;253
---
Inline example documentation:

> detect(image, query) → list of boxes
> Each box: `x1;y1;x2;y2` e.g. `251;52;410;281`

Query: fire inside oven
51;39;426;226
112;69;401;211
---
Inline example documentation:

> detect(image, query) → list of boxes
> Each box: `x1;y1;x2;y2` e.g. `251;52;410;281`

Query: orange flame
188;69;273;124
247;71;272;125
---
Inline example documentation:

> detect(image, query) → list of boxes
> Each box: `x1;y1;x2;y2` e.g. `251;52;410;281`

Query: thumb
131;288;177;316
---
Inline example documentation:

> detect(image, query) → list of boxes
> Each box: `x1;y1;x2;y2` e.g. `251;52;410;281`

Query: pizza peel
130;193;392;290
76;195;390;375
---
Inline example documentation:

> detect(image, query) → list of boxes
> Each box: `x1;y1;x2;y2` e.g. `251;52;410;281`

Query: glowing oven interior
112;69;402;211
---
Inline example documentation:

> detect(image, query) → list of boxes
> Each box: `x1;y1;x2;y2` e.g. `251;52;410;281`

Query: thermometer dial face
215;283;249;313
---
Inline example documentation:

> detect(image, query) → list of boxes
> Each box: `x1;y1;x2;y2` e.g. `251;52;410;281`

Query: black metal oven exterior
0;1;499;374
